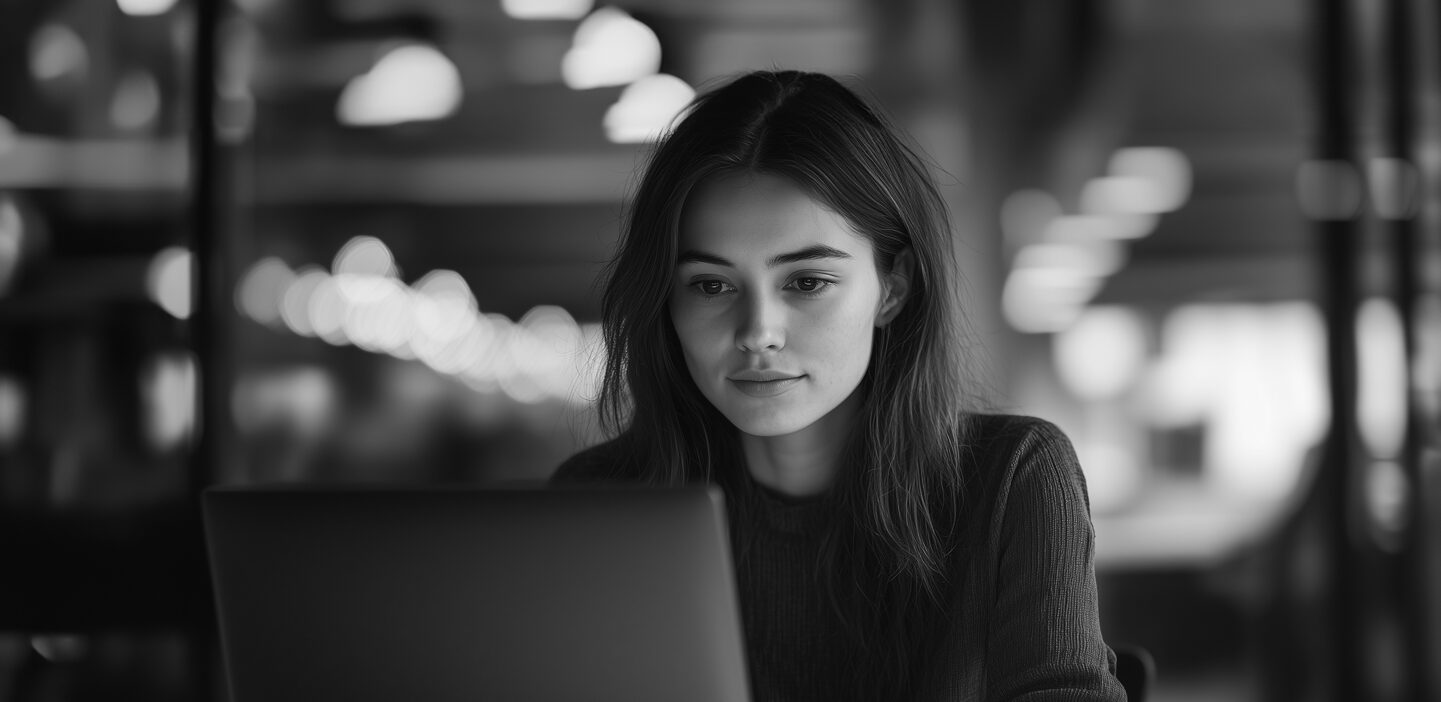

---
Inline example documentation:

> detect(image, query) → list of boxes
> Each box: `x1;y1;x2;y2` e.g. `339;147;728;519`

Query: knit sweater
551;414;1126;702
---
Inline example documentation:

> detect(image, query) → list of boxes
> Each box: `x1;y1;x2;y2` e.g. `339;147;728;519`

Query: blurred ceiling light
999;189;1061;249
1295;159;1363;220
1079;176;1176;221
1001;267;1102;334
336;44;463;127
109;70;162;132
562;7;661;90
236;257;296;326
280;267;327;337
333;235;400;303
1013;240;1126;278
1366;157;1420;220
333;235;396;277
1053;306;1148;401
1107;147;1191;212
1043;213;1156;243
603;73;695;143
29;23;89;85
147;246;192;319
1356;297;1407;460
502;0;595;20
0;375;24;449
0;116;16;154
117;0;179;16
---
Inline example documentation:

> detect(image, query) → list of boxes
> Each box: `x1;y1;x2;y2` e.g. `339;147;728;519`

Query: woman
553;70;1125;702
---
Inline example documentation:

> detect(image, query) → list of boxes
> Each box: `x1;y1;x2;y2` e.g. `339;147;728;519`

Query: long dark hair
598;70;975;694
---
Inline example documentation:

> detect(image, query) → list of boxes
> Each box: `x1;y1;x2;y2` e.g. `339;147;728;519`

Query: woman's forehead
678;172;871;260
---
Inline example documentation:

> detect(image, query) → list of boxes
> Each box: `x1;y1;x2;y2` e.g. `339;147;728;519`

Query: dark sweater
551;414;1126;702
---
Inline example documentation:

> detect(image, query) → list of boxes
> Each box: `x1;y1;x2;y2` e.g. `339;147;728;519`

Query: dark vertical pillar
1382;1;1430;699
1313;0;1362;700
187;0;223;699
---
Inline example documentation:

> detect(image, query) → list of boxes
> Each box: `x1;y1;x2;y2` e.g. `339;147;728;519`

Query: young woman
553;70;1125;702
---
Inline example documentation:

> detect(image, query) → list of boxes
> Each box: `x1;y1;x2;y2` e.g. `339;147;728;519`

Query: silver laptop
203;485;751;702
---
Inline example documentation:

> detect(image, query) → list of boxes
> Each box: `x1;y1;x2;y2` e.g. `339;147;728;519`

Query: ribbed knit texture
552;414;1127;702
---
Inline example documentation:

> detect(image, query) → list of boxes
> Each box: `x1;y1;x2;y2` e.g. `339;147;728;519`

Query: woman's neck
739;388;863;499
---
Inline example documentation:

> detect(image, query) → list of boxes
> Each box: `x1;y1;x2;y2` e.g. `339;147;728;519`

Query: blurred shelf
0;136;188;191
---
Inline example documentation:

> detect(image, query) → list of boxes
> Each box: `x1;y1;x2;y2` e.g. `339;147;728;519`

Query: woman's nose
736;292;785;353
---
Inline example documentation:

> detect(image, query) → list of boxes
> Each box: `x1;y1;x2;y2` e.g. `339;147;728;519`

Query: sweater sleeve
983;419;1126;702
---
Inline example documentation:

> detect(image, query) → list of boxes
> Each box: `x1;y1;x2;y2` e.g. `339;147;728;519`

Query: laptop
203;485;751;702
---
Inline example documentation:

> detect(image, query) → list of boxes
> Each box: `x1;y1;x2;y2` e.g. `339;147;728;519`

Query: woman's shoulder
960;412;1087;506
963;413;1075;462
550;434;639;484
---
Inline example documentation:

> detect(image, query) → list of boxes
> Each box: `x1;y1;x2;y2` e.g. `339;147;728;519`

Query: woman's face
670;172;902;439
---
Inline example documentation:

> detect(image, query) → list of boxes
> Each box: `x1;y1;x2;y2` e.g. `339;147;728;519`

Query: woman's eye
692;280;733;296
789;278;833;293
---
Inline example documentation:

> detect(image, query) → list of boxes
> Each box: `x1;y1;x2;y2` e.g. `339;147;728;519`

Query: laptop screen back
204;486;750;702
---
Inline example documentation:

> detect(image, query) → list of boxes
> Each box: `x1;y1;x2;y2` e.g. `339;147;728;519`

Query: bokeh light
117;0;180;16
0;195;25;294
1107;147;1192;213
0;374;25;449
337;44;463;127
139;353;196;451
502;0;595;20
146;246;192;320
1356;297;1407;459
236;257;297;326
1054;306;1149;401
603;74;695;143
29;24;89;86
109;70;163;132
562;8;660;90
281;267;327;337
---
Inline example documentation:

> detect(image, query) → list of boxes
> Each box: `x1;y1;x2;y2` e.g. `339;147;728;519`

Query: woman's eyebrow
675;244;853;267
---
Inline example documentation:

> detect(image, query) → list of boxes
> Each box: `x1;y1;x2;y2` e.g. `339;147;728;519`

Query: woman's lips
730;376;805;397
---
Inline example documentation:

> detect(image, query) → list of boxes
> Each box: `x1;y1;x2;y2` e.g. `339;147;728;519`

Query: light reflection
603;74;695;143
0;195;24;295
146;247;192;320
0;375;24;449
1107;147;1192;213
280;267;327;337
139;353;196;451
1141;303;1328;500
1356;297;1407;459
306;275;349;345
29;24;89;85
236;257;296;326
251;245;602;405
562;7;661;90
337;44;463;127
1001;267;1102;334
1043;213;1157;243
1054;306;1148;401
1366;459;1410;550
502;0;595;20
110;70;162;132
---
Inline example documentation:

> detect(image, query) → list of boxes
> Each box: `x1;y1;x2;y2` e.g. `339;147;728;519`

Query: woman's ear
876;247;913;327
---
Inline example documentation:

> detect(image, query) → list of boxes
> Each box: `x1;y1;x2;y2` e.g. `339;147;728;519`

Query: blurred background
0;0;1438;700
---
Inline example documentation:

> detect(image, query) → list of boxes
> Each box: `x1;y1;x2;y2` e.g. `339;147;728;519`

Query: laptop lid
203;486;750;702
